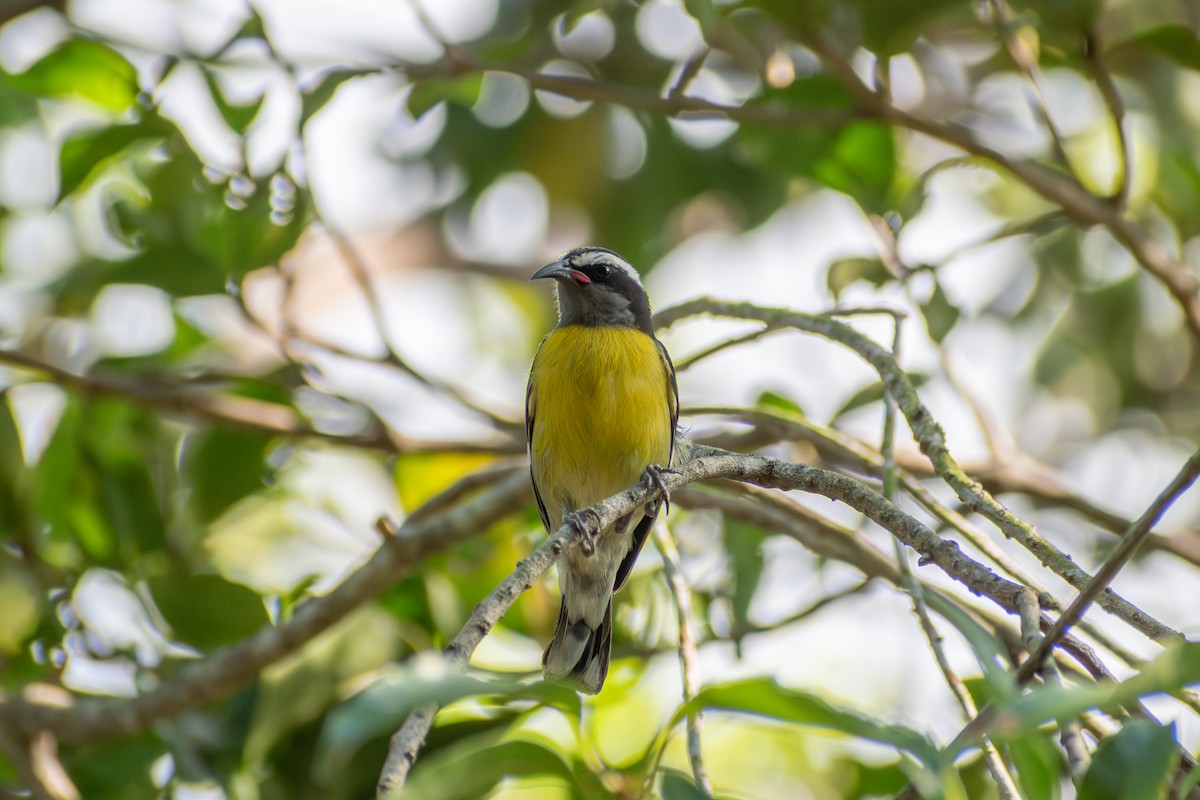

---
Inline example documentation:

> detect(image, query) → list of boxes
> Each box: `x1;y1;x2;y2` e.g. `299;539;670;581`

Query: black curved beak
531;261;573;282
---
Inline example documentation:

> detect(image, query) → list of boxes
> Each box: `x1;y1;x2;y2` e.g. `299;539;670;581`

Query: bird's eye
594;265;611;279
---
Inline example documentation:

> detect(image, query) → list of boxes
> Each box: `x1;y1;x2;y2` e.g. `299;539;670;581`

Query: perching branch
375;441;1061;793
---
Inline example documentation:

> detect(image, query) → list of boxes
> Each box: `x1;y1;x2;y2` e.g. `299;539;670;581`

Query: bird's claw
643;464;677;515
565;508;601;557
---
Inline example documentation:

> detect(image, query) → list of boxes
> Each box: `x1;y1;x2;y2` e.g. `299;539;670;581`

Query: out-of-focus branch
657;298;1185;644
316;222;521;433
0;469;531;744
396;48;1200;342
985;0;1076;174
0;347;518;454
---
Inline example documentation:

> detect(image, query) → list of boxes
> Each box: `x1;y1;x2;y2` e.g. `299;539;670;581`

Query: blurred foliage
0;0;1198;798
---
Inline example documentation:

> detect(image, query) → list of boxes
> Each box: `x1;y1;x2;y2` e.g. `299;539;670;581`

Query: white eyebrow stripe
564;247;643;285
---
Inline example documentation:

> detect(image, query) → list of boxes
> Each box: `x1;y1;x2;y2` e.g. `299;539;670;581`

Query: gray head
530;247;654;335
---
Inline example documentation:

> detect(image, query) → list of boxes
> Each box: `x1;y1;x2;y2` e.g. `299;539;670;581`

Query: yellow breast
530;325;672;520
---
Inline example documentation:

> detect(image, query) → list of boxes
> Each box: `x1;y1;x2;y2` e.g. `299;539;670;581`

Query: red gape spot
570;269;590;284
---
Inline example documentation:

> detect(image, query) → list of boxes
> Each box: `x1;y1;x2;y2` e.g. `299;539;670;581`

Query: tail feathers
542;599;612;695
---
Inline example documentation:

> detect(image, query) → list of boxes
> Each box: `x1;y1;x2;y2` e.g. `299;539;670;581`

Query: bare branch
1019;449;1200;681
658;298;1185;644
1016;589;1092;777
653;521;713;796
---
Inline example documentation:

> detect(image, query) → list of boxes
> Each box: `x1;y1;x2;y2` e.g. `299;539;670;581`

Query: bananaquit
526;247;678;694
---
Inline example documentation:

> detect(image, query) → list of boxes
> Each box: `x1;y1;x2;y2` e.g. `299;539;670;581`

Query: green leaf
146;573;269;649
721;518;766;652
920;279;961;343
58;113;176;201
61;733;164;800
683;0;718;35
661;768;711;800
813;122;896;212
245;606;398;767
214;6;269;56
1008;730;1063;800
855;0;969;56
299;68;371;128
832;374;929;422
202;68;266;135
396;736;607;800
755;390;805;419
58;146;309;306
682;677;943;770
319;667;584;785
0;565;42;654
34;399;113;564
827;257;893;300
736;75;850;178
7;39;139;111
921;596;1015;705
183;428;273;522
406;74;485;120
1078;721;1178;800
0;394;27;537
318;669;516;780
1133;24;1200;71
986;642;1200;747
1180;764;1200;798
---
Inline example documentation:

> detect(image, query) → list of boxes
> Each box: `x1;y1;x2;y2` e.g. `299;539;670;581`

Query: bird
525;246;678;694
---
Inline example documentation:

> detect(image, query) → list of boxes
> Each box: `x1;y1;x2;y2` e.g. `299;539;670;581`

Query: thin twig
653;521;713;797
0;345;517;454
1084;33;1132;210
1019;449;1200;681
1016;589;1091;777
673;326;773;371
318;222;520;431
986;0;1076;173
376;515;575;796
669;48;710;100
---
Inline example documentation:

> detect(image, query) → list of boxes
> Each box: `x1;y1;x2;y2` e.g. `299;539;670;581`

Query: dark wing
526;342;552;533
613;336;679;593
659;337;680;467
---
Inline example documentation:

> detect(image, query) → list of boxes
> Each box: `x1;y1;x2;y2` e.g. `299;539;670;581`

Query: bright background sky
2;0;1198;794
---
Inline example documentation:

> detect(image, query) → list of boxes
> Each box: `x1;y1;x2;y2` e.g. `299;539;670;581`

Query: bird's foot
643;464;678;515
565;508;601;557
